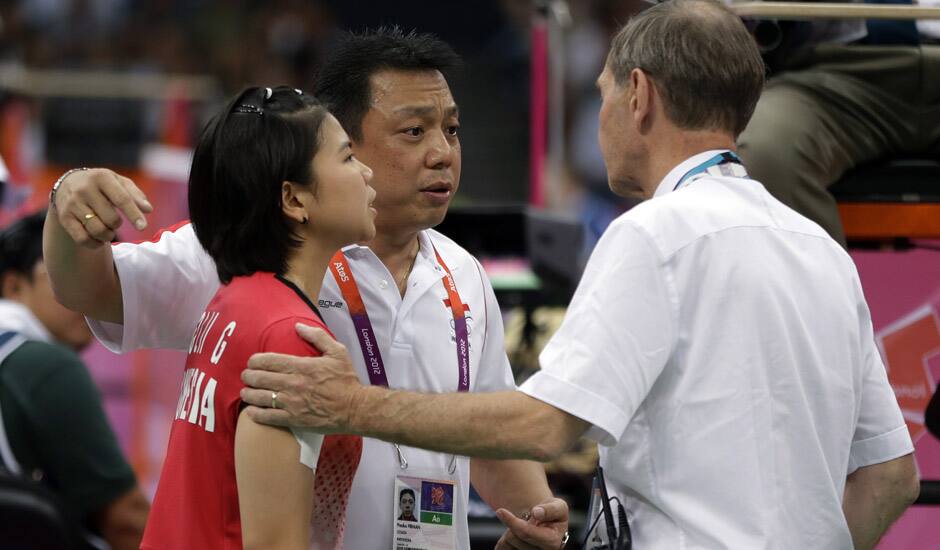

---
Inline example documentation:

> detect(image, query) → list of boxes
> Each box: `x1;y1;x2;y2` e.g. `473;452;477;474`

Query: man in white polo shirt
43;29;567;550
239;3;919;549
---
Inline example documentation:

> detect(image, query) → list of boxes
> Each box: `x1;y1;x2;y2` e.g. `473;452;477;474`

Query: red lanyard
328;243;470;391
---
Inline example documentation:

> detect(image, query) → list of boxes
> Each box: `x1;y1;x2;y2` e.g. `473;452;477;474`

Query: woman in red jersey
141;86;375;550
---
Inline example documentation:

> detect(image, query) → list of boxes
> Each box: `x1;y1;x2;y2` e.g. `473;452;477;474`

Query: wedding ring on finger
272;391;279;410
82;212;98;226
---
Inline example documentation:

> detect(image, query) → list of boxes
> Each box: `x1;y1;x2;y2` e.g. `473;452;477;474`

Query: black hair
0;210;46;295
188;86;330;284
400;488;416;501
313;27;462;142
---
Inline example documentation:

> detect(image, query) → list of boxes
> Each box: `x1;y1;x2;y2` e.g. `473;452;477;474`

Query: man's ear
630;68;654;130
1;271;25;300
281;181;310;225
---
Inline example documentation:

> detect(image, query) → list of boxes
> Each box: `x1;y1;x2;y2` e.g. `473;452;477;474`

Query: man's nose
425;129;455;169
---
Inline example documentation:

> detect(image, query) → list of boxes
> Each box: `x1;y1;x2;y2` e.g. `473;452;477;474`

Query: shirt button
379;280;389;289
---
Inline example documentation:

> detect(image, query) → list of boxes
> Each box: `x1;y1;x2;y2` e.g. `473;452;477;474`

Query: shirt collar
416;230;438;266
653;149;734;199
0;300;53;343
341;230;459;272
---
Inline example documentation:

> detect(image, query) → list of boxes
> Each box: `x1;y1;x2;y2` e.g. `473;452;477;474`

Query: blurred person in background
43;28;569;550
737;0;940;246
0;210;148;550
561;0;940;248
565;0;647;250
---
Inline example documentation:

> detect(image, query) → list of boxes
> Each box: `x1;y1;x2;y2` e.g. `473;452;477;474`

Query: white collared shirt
89;225;515;550
0;300;53;343
521;150;913;549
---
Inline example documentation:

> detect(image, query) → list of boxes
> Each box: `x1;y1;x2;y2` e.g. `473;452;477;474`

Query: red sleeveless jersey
142;272;362;550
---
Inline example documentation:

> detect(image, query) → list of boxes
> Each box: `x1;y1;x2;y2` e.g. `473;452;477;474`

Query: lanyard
434;246;471;393
673;151;747;191
328;243;471;392
329;244;468;474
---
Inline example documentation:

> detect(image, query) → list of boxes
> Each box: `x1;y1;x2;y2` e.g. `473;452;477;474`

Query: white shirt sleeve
848;306;914;473
87;223;221;353
520;220;678;447
470;258;516;392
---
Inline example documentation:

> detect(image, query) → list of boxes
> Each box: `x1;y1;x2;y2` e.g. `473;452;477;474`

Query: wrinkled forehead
368;69;458;118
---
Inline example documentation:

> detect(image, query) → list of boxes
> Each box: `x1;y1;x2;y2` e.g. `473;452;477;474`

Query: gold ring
272;391;279;409
82;212;97;225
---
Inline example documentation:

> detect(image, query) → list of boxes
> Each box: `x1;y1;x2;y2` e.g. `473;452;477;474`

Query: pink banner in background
853;245;940;549
878;304;940;444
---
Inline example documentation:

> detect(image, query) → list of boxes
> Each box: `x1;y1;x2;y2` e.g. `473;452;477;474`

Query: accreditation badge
392;473;457;550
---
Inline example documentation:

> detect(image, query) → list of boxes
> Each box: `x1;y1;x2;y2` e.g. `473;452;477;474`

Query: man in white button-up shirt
43;28;568;550
240;2;920;549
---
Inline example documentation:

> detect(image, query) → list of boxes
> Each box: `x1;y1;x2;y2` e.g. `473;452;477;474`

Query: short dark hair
0;210;45;294
607;0;765;136
400;488;415;501
313;27;461;142
188;86;329;284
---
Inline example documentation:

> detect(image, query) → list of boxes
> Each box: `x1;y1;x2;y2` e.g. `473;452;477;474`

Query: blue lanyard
673;151;746;191
0;332;16;348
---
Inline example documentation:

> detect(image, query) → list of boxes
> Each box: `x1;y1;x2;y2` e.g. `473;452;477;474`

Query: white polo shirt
521;150;913;549
89;225;515;550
